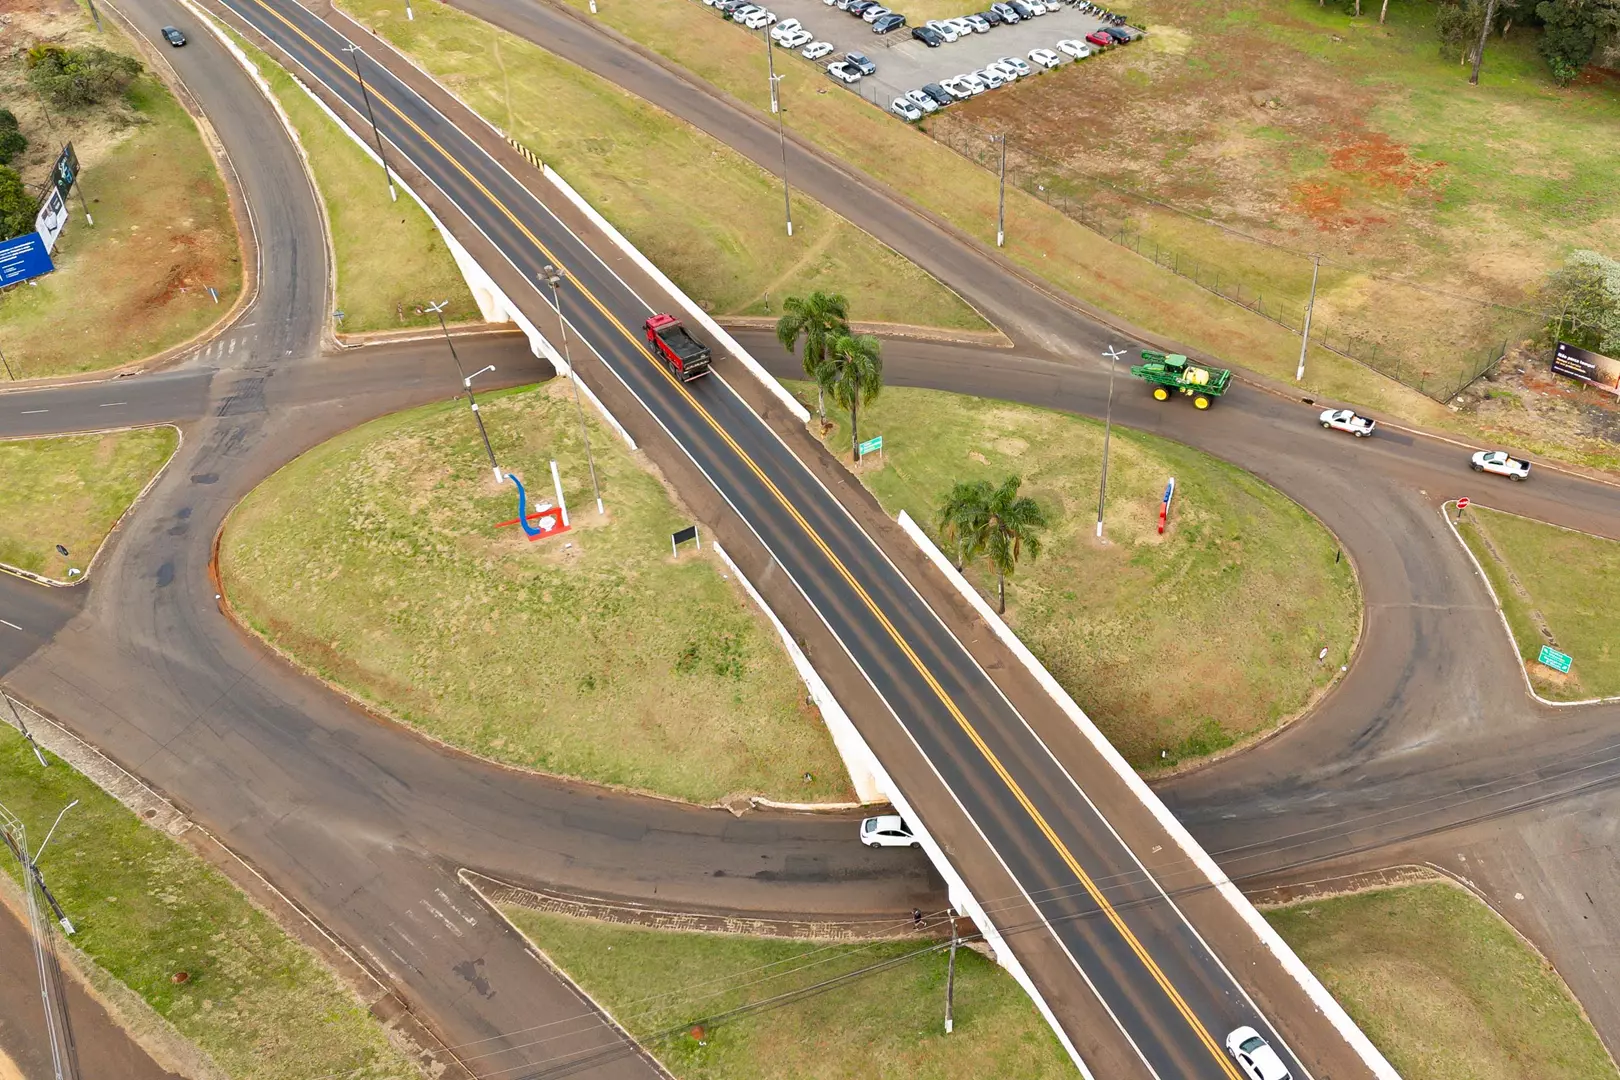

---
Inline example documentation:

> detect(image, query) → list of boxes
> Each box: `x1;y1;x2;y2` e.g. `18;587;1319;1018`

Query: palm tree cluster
937;475;1048;614
775;291;883;462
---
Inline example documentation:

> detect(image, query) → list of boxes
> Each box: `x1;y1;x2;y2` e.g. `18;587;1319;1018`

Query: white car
742;9;776;27
906;88;940;112
776;27;812;46
976;66;1007;88
769;16;802;38
862;4;890;21
1318;408;1376;437
802;40;835;59
1472;449;1531;480
1056;37;1092;58
891;96;924;120
986;60;1021;81
860;814;920;848
925;18;959;40
1029;47;1063;67
998;55;1033;76
1027;0;1048;13
960;73;988;94
940;78;972;100
826;61;862;83
949;16;977;35
964;13;992;31
1225;1027;1292;1080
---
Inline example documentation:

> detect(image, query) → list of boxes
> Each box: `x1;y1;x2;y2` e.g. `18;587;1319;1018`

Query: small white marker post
550;460;569;528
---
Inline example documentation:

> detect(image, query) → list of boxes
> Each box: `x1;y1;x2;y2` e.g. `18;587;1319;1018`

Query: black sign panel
51;143;78;200
1552;341;1600;381
671;524;699;555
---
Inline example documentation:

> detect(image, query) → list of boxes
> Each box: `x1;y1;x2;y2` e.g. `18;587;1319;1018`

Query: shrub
1543;250;1620;354
0;166;38;240
0;109;25;166
25;44;142;110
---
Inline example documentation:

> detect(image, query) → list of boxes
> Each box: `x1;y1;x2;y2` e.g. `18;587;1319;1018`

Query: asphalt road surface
3;0;1620;1075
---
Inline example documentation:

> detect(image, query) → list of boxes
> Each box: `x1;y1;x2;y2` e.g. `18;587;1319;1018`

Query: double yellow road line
235;1;1244;1072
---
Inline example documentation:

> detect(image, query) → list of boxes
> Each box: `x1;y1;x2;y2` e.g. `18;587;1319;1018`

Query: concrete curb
1442;501;1620;708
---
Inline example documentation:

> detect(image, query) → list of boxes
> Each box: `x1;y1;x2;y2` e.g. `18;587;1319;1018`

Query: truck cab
644;314;713;382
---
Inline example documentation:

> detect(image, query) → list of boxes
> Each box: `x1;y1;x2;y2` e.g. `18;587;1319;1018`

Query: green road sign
858;435;884;455
1538;645;1573;674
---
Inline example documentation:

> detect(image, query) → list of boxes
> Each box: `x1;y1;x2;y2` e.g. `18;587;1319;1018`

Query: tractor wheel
1193;394;1211;409
1152;386;1170;401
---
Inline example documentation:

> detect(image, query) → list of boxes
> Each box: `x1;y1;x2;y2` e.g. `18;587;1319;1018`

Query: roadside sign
1538;645;1573;674
671;524;700;556
0;232;54;286
1457;497;1470;511
858;435;883;456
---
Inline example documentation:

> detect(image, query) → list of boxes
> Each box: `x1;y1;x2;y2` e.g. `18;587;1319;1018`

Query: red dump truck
644;313;713;382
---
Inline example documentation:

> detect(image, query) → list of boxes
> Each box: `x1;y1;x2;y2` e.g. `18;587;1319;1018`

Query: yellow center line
241;2;1243;1073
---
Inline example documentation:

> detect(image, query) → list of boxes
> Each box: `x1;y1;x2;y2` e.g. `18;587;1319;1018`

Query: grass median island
796;382;1358;767
220;383;852;804
1268;882;1618;1080
1454;506;1620;701
339;0;986;332
498;905;1073;1079
224;29;479;332
0;1;241;378
0;725;421;1080
0;427;178;581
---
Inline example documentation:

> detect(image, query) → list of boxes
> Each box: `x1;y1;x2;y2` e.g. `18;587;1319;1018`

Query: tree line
1432;0;1619;85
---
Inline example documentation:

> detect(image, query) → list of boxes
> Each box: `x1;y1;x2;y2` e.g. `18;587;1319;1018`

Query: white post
550;459;569;528
694;526;701;552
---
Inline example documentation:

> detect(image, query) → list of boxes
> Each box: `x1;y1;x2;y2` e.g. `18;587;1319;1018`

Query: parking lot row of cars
885;30;1132;119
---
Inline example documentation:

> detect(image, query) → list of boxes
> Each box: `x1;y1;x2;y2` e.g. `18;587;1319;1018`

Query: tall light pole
764;32;793;237
1096;345;1126;541
1297;252;1321;382
426;299;500;481
343;44;397;202
992;133;1007;247
0;340;15;380
541;265;605;516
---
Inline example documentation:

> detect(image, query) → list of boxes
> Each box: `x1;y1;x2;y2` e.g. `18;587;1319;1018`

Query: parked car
1318;409;1376;437
770;17;802;38
160;25;187;46
960;72;989;93
826;60;862;83
1225;1027;1293;1080
939;77;972;99
742;8;776;27
913;25;945;46
1029;47;1063;67
847;0;877;14
998;54;1032;76
1055;37;1092;58
925;18;959;40
873;12;907;32
835;0;857;9
1085;29;1115;46
803;39;835;59
1102;25;1133;43
862;4;891;21
1008;0;1036;17
906;88;940;112
1028;0;1049;12
986;60;1020;81
964;13;992;31
991;1;1021;21
892;97;924;120
976;66;1007;88
845;51;877;75
949;17;978;35
1472;450;1531;480
860;814;920;848
920;82;955;106
778;27;813;46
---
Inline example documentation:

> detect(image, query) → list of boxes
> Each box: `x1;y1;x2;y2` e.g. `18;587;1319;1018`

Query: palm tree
775;291;849;427
936;475;1047;613
935;479;991;571
818;331;883;462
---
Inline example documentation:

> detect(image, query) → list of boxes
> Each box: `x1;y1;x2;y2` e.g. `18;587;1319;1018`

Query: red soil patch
1329;131;1446;192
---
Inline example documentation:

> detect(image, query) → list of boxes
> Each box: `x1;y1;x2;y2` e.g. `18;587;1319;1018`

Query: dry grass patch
220;384;852;803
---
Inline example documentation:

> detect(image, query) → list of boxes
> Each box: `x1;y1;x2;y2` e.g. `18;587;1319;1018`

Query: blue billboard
0;232;55;286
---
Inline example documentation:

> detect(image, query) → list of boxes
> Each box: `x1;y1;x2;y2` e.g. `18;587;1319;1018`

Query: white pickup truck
1318;408;1376;437
1471;450;1531;480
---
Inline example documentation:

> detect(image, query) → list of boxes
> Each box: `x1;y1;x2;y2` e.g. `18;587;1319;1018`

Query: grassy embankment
0;725;420;1080
0;428;178;581
1455;505;1620;701
338;0;989;331
220;384;852;804
799;382;1358;767
498;878;1617;1080
224;29;479;332
0;1;240;378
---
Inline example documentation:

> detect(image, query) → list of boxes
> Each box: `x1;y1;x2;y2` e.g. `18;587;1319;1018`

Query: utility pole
992;134;1007;247
1096;345;1126;541
944;909;959;1034
1;804;80;1080
343;45;397;202
426;300;499;481
1296;253;1321;382
540;266;604;516
765;32;793;237
0;340;15;380
3;693;48;767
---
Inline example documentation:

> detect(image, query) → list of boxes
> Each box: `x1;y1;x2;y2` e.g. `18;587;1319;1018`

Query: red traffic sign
1457;497;1470;510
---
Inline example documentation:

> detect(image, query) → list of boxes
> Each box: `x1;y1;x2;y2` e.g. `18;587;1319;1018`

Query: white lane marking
1;619;22;631
420;899;464;938
227;338;237;354
20;409;47;415
99;402;127;408
435;887;478;926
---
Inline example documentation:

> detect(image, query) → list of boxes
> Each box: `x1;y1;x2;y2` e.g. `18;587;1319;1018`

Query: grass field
228;31;479;332
1269;882;1618;1080
219;383;852;804
0;725;420;1080
0;428;178;581
500;905;1074;1079
340;0;987;331
1455;506;1620;701
796;382;1358;767
0;1;241;378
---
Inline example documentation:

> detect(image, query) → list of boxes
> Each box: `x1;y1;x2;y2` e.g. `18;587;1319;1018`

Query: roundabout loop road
2;0;1620;1072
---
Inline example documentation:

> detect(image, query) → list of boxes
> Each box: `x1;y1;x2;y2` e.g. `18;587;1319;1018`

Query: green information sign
1538;645;1573;674
858;435;884;456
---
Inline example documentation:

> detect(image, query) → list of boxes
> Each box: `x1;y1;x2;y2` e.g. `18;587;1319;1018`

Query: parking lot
701;0;1128;115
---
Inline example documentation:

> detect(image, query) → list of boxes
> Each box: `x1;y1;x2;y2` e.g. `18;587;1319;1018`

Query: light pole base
996;229;1004;247
786;220;794;237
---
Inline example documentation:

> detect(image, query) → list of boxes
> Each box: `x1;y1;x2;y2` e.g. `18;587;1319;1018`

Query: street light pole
1096;345;1126;541
765;33;793;237
343;45;397;202
426;299;500;482
0;340;15;380
1297;252;1321;382
541;265;605;516
993;134;1007;247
